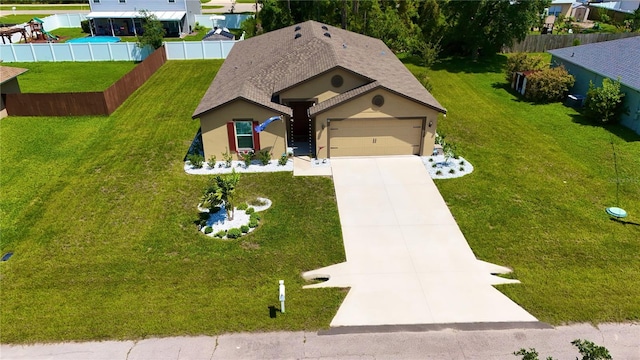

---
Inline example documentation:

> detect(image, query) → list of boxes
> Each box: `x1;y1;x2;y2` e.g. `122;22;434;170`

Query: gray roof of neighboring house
0;66;28;85
192;20;446;119
548;36;640;91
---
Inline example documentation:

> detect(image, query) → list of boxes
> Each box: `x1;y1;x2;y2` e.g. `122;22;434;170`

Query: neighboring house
0;66;28;117
192;21;447;159
588;0;640;23
547;0;590;22
87;0;201;37
548;36;640;134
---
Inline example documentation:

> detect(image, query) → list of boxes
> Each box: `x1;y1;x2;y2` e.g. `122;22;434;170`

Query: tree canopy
249;0;550;58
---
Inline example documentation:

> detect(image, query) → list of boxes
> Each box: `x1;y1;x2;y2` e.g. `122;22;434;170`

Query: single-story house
588;0;640;23
192;21;446;159
0;65;28;117
548;36;640;134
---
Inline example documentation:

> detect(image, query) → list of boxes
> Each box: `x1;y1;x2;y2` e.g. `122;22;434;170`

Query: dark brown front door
290;101;314;142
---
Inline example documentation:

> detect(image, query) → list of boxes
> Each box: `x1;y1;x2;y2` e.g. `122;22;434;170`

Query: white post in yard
279;280;285;314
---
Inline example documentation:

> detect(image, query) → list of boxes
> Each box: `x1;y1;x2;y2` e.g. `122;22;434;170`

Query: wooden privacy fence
6;45;167;116
503;33;640;53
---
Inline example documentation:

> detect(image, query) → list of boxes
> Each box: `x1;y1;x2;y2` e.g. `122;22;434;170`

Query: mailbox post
279;280;285;313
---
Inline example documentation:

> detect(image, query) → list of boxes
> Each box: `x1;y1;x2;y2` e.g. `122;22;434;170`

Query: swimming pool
67;36;121;44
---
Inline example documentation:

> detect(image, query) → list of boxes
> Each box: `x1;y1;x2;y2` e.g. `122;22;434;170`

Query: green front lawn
8;61;137;92
0;60;346;344
0;14;49;25
406;55;640;324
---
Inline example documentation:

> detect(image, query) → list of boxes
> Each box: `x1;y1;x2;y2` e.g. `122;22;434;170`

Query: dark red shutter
226;122;237;152
252;120;261;150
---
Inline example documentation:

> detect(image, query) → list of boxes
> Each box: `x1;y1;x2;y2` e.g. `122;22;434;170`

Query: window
548;5;562;16
119;0;126;3
235;121;254;149
168;0;175;2
93;0;100;3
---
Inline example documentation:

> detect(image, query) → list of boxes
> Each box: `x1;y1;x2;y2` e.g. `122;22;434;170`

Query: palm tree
216;169;241;220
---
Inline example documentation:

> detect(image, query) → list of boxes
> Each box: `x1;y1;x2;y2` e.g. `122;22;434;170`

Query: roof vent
324;32;331;38
322;25;328;30
342;43;347;49
372;95;385;107
295;33;302;39
294;26;301;31
331;74;344;88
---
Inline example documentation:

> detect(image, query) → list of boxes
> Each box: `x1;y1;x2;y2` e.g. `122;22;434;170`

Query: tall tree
441;0;549;58
137;10;165;50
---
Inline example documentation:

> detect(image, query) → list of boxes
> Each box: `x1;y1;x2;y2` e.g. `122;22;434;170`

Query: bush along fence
5;45;166;116
502;32;640;53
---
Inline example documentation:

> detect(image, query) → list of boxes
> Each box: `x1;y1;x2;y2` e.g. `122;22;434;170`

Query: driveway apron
304;156;539;327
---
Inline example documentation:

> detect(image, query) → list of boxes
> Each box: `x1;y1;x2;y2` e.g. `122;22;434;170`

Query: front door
288;101;315;155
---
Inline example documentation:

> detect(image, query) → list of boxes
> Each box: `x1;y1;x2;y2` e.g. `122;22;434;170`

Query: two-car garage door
328;118;423;157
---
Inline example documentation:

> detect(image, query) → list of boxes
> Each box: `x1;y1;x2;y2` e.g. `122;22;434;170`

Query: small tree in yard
137;10;165;50
200;170;241;220
584;78;626;125
505;53;547;83
524;66;575;103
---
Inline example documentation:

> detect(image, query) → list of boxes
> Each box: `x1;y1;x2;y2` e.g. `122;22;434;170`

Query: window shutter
227;122;237;152
252;121;261;150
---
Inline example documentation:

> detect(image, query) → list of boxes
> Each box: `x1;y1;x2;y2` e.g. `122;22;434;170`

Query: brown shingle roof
192;20;446;119
0;66;28;85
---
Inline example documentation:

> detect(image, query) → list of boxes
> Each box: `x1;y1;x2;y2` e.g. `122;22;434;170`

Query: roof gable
0;66;28;84
192;21;446;119
548;36;640;91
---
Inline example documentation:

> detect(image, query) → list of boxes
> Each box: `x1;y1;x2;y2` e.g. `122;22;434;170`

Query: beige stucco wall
279;68;367;103
198;100;287;160
314;89;441;157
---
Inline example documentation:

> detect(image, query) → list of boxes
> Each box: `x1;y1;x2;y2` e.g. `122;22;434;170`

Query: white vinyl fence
1;42;153;62
0;13;238;62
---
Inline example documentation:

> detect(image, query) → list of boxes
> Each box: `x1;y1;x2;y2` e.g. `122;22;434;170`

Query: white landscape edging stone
421;155;474;179
199;198;272;239
185;160;292;175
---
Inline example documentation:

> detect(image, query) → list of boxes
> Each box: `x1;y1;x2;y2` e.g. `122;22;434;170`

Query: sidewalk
2;323;639;359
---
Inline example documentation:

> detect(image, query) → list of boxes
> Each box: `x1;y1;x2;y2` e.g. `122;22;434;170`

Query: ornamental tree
584;78;626;125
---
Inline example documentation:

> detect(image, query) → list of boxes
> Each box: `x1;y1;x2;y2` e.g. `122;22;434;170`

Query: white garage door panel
329;118;422;157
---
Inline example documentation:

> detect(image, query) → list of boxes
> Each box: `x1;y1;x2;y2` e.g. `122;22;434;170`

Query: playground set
0;17;58;44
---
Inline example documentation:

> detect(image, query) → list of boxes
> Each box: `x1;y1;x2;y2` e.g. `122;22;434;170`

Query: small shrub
278;154;288;166
188;153;204;168
80;20;90;33
584;78;626;124
435;132;446;145
435;170;442;175
453;155;460;160
572;38;581;46
245;207;255;215
222;148;233;168
249;218;259;228
240;225;250;233
459;160;465;165
415;71;434;92
250;212;261;221
242;151;253;167
199;219;208;227
214;230;226;238
237;203;248;211
258;150;271;165
449;169;456;174
459;167;465;172
207;155;217;168
428;158;433;162
505;52;546;83
524;66;575;103
204;226;213;234
431;163;437;168
227;228;242;239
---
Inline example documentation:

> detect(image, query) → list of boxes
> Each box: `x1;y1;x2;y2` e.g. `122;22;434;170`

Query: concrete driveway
303;156;539;327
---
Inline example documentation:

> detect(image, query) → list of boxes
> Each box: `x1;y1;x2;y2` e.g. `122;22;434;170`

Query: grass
50;27;85;41
0;60;346;344
404;54;640;325
8;61;137;92
0;14;49;25
201;5;224;9
0;5;89;11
